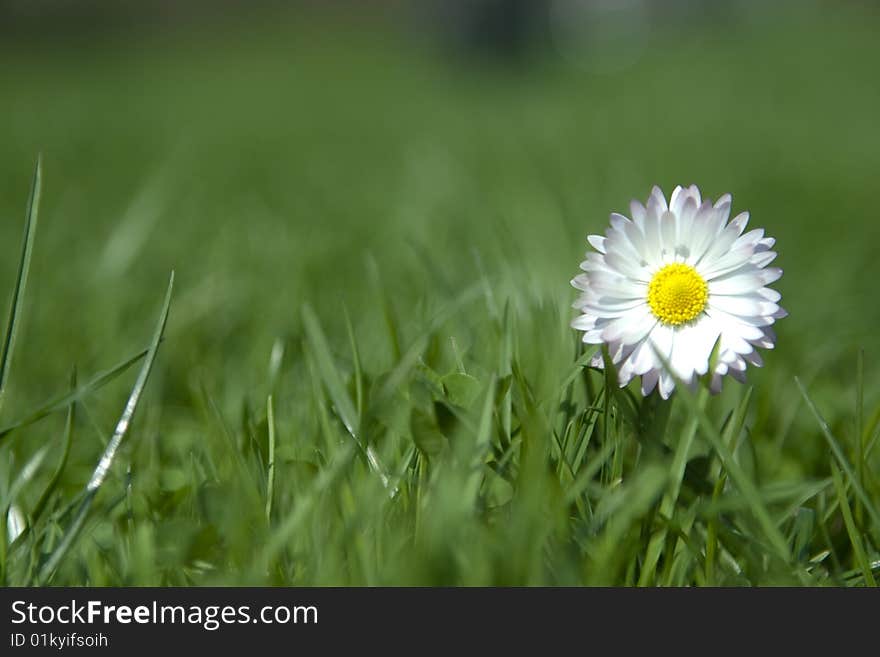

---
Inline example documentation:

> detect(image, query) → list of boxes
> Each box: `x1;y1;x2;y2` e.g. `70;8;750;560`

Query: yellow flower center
647;263;708;326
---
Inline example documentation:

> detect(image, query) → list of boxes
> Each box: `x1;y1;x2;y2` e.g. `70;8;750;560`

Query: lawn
1;6;878;585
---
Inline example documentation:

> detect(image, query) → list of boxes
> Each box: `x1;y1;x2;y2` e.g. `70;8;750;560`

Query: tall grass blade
638;390;704;586
652;348;792;564
796;377;880;535
302;304;390;489
0;156;42;414
830;461;876;586
0;348;148;442
463;377;496;505
5;369;79;556
265;394;276;523
36;272;174;584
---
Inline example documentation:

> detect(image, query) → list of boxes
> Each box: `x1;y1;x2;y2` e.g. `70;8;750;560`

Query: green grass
1;7;879;585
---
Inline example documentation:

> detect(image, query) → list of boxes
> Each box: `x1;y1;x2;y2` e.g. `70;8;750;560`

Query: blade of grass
463;377;496;505
374;281;484;404
855;350;865;526
265;394;276;523
796;377;880;535
302;304;390;489
9;368;76;553
1;443;50;579
654;349;793;565
3;446;50;511
0;347;148;442
267;337;285;393
704;473;727;586
587;463;668;585
544;345;599;407
830;461;876;586
258;443;357;574
682;390;792;563
563;437;618;505
36;271;174;585
342;305;364;421
0;156;42;415
638;390;703;587
30;368;78;526
570;389;605;475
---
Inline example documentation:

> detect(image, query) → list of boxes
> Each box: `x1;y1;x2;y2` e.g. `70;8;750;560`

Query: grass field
1;6;879;586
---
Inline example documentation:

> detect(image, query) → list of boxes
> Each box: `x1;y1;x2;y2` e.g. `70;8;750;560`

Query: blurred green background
1;1;879;584
2;1;878;404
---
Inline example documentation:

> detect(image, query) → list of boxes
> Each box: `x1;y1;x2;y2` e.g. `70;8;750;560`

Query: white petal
571;314;598;330
605;228;643;265
708;267;781;295
675;197;699;260
660;210;677;263
618;339;653;385
669;339;696;384
677;316;722;377
648;186;668;215
587;234;606;253
718;330;754;357
700;213;751;266
604;251;651;282
749;327;776;349
571;274;590;292
659;370;675;399
623;220;650;264
728;211;750;235
642;203;662;262
619;314;658;346
709;200;732;236
585;273;647;299
641;368;660;396
733;228;765;250
668;185;685;215
688;201;720;264
705;307;767;341
698;248;755;280
581;330;605;344
648;323;675;366
727;361;748;383
708;295;778;318
631;338;657;375
750;251;777;268
630;200;647;229
756;287;782;302
582;298;647;318
600;308;652;342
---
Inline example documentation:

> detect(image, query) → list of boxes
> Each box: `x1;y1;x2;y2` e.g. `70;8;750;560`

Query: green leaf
410;406;447;457
442;372;481;409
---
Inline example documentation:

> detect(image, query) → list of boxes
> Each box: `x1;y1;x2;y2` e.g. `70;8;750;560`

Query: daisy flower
571;185;785;399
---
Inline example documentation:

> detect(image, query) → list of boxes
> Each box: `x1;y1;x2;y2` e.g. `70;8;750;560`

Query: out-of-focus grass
0;7;879;585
